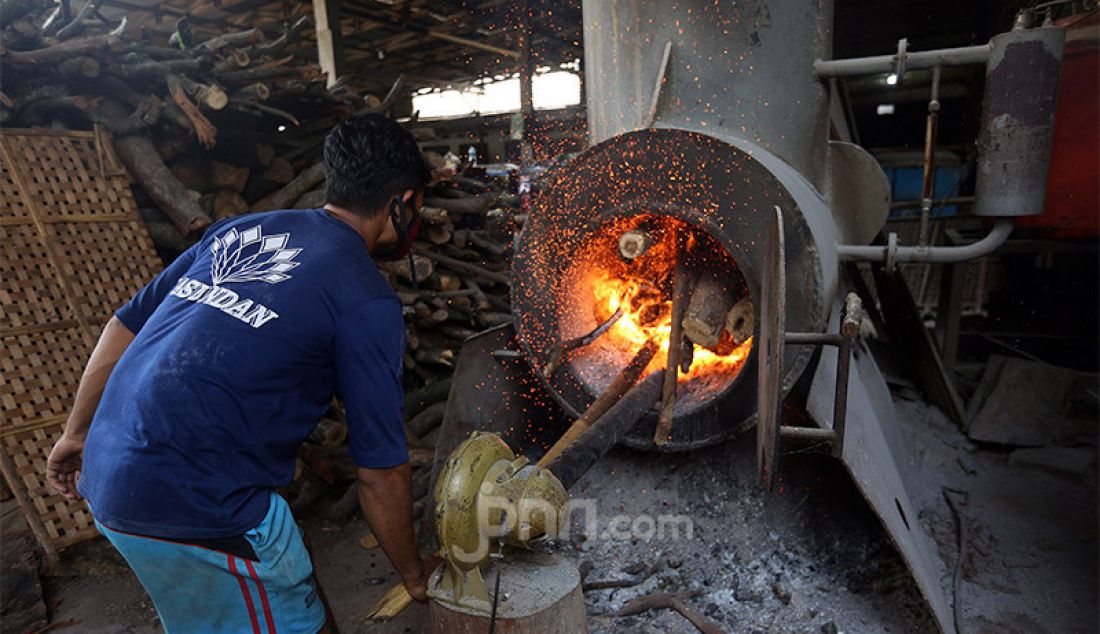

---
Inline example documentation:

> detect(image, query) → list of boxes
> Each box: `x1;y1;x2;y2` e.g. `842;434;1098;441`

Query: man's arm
46;316;135;499
47;236;203;499
356;463;431;600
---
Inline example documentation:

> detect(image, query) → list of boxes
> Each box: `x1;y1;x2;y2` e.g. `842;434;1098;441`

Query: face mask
374;196;422;262
374;196;423;288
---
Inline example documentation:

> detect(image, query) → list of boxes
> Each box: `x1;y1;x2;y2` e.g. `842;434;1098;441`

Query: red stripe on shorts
244;559;278;634
228;554;262;634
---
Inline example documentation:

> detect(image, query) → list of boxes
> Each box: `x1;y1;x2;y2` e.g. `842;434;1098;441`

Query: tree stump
429;553;586;634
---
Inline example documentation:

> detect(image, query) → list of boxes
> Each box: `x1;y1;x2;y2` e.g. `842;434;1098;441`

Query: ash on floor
564;431;935;634
560;394;1097;634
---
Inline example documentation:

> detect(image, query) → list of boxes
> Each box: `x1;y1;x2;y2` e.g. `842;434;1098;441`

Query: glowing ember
590;270;752;382
578;216;751;384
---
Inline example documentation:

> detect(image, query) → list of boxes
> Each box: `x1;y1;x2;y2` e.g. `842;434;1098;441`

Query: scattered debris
617;591;727;634
772;579;792;605
359;532;379;550
366;582;412;621
583;558;663;591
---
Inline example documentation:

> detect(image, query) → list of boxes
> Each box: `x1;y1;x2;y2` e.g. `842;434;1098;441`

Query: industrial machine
424;3;1066;632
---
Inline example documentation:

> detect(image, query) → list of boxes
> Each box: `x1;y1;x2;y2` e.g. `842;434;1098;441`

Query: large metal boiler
425;2;1066;632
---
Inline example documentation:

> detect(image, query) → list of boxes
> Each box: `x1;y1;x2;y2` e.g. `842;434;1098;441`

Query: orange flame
589;269;751;382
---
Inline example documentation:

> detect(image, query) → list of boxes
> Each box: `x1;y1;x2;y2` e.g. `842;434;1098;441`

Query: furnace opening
557;214;753;413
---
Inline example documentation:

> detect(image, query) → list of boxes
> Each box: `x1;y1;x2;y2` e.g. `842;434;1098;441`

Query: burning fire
583;218;752;383
590;271;752;382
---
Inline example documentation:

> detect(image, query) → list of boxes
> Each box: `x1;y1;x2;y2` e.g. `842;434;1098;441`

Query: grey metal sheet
807;306;956;633
827;141;891;246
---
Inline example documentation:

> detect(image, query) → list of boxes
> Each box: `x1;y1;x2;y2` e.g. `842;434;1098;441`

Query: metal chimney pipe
583;0;834;189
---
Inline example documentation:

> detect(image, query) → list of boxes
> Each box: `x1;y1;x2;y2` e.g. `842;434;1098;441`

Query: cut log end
426;223;454;245
201;84;230;111
682;270;737;350
619;229;655;260
725;297;755;345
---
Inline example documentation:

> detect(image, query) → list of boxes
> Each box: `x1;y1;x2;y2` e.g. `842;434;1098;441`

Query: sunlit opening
412;65;582;120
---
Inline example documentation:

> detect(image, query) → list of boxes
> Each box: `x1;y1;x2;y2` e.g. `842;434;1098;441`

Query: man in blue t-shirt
46;114;433;633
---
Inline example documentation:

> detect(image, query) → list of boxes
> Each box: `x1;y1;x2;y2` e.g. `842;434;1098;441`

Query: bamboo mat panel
0;128;162;559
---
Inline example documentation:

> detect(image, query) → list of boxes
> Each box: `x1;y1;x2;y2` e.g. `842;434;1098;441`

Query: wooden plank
0;137;96;347
0;129;95;138
0;416;69;438
0;320;81;338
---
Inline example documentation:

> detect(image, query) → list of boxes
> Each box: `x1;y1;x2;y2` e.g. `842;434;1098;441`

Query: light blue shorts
95;492;326;634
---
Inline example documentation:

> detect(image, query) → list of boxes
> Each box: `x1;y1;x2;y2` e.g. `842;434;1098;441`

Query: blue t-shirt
79;209;408;538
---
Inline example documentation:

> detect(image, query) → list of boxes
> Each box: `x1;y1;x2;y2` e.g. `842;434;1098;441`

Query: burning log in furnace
618;229;656;260
524;215;754;452
725;297;755;346
617;219;667;261
681;268;737;350
542;307;624;376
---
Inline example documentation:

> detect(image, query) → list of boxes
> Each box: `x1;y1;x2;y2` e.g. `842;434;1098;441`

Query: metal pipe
831;296;863;456
837;219;1014;264
546;371;665;490
891;196;974;211
972;26;1065;217
918;66;942;246
814;43;990;78
778;426;836;442
785;332;844;346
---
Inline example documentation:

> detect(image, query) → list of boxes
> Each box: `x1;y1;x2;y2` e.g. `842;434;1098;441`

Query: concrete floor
8;391;1096;634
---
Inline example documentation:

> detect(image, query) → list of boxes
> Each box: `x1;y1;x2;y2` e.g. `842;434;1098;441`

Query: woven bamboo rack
0;127;162;560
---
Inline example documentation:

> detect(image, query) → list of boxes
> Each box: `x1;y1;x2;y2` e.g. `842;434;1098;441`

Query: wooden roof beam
340;4;519;58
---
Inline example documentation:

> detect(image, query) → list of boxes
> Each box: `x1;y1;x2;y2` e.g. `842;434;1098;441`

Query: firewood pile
1;0;510;379
385;176;518;388
0;0;402;241
246;148;520;382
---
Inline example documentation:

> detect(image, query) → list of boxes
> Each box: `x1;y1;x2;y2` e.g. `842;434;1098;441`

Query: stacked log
391;176;516;386
1;2;397;240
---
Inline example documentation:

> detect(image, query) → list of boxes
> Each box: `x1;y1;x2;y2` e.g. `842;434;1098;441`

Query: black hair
323;114;431;217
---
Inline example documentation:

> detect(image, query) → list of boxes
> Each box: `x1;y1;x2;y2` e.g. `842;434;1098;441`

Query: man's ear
401;189;415;203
